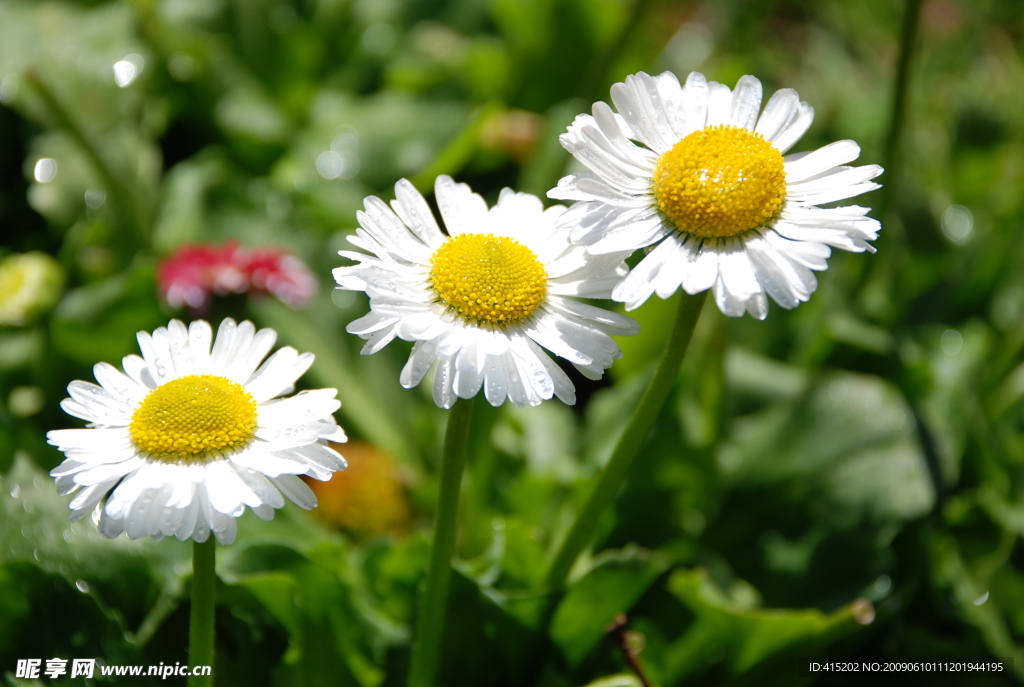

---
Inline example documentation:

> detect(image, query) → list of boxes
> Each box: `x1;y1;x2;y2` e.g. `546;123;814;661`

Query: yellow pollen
429;233;548;325
129;374;257;462
652;124;787;238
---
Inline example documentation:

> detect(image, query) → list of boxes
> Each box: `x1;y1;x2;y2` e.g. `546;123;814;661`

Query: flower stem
543;291;707;591
879;0;924;223
407;398;474;687
188;538;216;687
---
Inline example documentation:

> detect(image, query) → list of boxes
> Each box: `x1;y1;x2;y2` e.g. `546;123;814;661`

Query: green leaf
718;371;933;524
222;541;385;687
664;568;869;683
550;546;669;666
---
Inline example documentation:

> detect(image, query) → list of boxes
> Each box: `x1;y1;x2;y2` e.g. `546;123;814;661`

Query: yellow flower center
652;124;786;238
129;374;258;462
429;233;547;325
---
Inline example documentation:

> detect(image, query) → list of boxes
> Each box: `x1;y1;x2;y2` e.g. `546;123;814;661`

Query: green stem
543;291;707;591
188;538;216;687
879;0;923;223
407;398;474;687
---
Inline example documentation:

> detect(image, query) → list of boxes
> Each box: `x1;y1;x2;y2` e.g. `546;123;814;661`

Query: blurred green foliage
1;0;1024;684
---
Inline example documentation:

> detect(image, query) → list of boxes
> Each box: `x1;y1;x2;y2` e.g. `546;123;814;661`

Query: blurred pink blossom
159;242;317;312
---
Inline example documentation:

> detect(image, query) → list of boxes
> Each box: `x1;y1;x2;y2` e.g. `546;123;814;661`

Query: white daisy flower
47;318;347;545
333;175;639;409
549;70;883;319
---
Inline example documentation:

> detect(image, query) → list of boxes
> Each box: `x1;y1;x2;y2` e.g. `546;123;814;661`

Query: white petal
176;499;200;541
245;348;314;402
745;291;769;320
211;510;237;545
539;353;576;405
259;389;340;427
435;175;489;236
610;72;676;152
137;329;175;385
717;244;763;303
231;449;310;477
784;140;861;182
68;477;119;512
683;240;720;295
292;443;347;474
98;509;125;539
47;427;132;452
729;75;762;130
612;238;675;310
681;71;710;135
73;458;143;487
360;327;400;355
546;297;639;336
210;319;239;369
229;327;277;383
188;320;214;374
501;350;531;407
272;474;317;510
93;362;142;403
453;340;486;400
206;462;256;515
219;320;257;377
362;196;432;264
166;320;193;377
482;354;507;407
122;354;156;390
654;71;687;140
347;310;399;336
745;236;812;308
705;81;733;126
592;101;658;169
432;355;458;409
755;88;800;142
509;341;554;404
401;339;439;389
772;102;814;153
391;178;445;249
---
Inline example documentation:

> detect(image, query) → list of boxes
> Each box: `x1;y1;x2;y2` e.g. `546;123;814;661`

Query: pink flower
159;242;317;312
236;247;319;309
